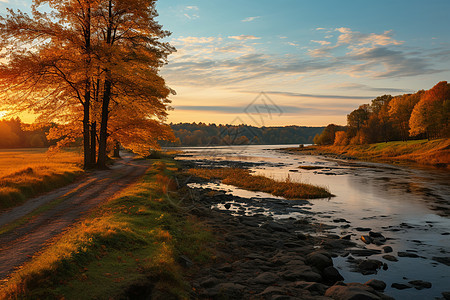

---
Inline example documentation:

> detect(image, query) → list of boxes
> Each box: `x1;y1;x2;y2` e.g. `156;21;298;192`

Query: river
171;144;450;299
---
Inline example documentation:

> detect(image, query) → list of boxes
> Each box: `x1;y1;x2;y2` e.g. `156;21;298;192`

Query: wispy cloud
229;35;261;41
183;5;199;20
311;40;331;46
242;16;260;22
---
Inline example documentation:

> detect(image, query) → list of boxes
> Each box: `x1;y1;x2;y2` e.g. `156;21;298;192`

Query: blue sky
2;0;450;126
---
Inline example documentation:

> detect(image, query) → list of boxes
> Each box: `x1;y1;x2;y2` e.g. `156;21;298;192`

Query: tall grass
188;167;333;199
0;159;212;299
0;149;83;210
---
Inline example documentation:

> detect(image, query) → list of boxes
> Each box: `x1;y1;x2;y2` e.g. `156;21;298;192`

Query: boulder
323;266;344;284
365;279;387;291
382;255;398;262
391;283;411;290
306;252;333;271
325;283;382;300
382;246;393;253
408;280;432;290
253;272;279;285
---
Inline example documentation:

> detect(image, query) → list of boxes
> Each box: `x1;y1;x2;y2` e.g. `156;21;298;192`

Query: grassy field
0;159;212;299
0;148;83;210
286;139;450;168
188;167;333;199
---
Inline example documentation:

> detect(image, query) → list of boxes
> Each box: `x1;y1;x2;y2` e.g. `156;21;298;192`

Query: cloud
311;40;331;46
333;83;413;94
242;16;260;22
183;5;199;20
287;42;299;47
229;35;261;41
262;91;374;100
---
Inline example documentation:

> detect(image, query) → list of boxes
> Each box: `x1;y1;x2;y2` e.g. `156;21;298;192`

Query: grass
286;138;450;168
0;159;213;299
0;148;83;210
187;167;333;199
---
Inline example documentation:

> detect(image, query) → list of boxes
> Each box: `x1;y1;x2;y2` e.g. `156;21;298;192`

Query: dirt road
0;153;151;279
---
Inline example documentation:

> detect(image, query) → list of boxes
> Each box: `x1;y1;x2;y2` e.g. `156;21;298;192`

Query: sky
1;0;450;126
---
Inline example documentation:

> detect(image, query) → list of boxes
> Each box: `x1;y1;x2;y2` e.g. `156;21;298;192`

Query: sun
0;111;8;120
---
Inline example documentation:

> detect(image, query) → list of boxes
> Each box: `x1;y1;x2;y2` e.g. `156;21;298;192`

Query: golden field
0;148;83;210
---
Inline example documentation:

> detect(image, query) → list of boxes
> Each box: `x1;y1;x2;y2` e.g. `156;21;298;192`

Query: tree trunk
97;76;112;169
113;141;120;158
82;101;91;169
90;121;97;165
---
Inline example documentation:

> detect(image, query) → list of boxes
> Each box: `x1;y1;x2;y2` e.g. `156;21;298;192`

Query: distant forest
314;81;450;145
0;118;51;149
168;123;324;146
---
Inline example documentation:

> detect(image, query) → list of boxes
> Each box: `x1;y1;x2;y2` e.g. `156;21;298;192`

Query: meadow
188;167;333;199
0;148;83;210
0;159;212;299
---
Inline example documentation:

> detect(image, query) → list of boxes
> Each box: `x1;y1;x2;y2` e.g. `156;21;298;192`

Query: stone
260;286;285;296
408;280;432;289
432;256;450;266
369;231;385;239
200;277;219;288
325;283;381;300
398;251;419;258
382;246;393;253
322;266;344;284
253;272;279;285
178;255;193;268
358;259;383;271
349;249;381;256
355;227;372;232
442;292;450;300
361;235;373;244
391;283;412;290
305;252;333;271
365;279;387;291
382;255;398;262
217;263;233;272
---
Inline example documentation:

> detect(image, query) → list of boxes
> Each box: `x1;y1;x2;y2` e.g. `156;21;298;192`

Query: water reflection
172;144;450;299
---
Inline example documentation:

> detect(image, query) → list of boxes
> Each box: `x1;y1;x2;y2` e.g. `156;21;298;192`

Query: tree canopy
0;0;175;168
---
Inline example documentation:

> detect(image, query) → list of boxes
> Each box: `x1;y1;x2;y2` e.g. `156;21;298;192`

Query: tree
409;81;450;139
0;0;175;167
389;92;422;141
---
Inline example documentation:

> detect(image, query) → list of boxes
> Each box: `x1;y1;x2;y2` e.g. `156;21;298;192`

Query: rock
259;286;285;296
323;266;344;284
432;256;450;266
214;283;246;298
294;281;327;295
382;255;398;262
408;280;432;289
382;246;393;253
365;279;387;291
340;234;352;240
297;232;308;240
369;231;385;239
281;269;322;282
200;277;218;288
349;249;381;256
325;283;382;300
333;218;349;223
178;255;193;268
391;283;412;290
253;272;279;285
224;203;231;209
398;251;420;258
361;235;373;244
217;263;233;272
442;291;450;300
271;295;293;300
355;227;372;232
357;259;383;273
306;252;333;271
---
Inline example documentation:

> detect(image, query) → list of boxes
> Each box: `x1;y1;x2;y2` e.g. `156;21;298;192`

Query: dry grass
0;159;212;299
0;148;83;210
188;167;333;199
286;139;450;168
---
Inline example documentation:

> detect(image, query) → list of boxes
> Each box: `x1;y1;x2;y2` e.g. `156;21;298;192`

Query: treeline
0;118;51;149
169;123;324;146
314;81;450;145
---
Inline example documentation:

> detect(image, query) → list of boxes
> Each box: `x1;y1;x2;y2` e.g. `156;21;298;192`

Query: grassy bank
0;148;83;210
286;139;450;168
0;159;212;299
188;167;333;199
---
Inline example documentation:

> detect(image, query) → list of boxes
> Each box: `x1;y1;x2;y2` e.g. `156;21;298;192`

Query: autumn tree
409;81;450;139
0;0;175;168
389;92;422;141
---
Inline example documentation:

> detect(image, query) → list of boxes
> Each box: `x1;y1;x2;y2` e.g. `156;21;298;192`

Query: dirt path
0;153;151;279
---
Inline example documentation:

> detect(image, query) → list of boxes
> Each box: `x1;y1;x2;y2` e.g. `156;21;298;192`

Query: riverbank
282;139;450;169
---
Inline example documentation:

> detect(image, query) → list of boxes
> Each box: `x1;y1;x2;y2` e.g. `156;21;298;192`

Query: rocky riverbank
183;182;397;299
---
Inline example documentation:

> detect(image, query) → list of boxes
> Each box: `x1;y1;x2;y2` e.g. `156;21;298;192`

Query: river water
172;144;450;299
